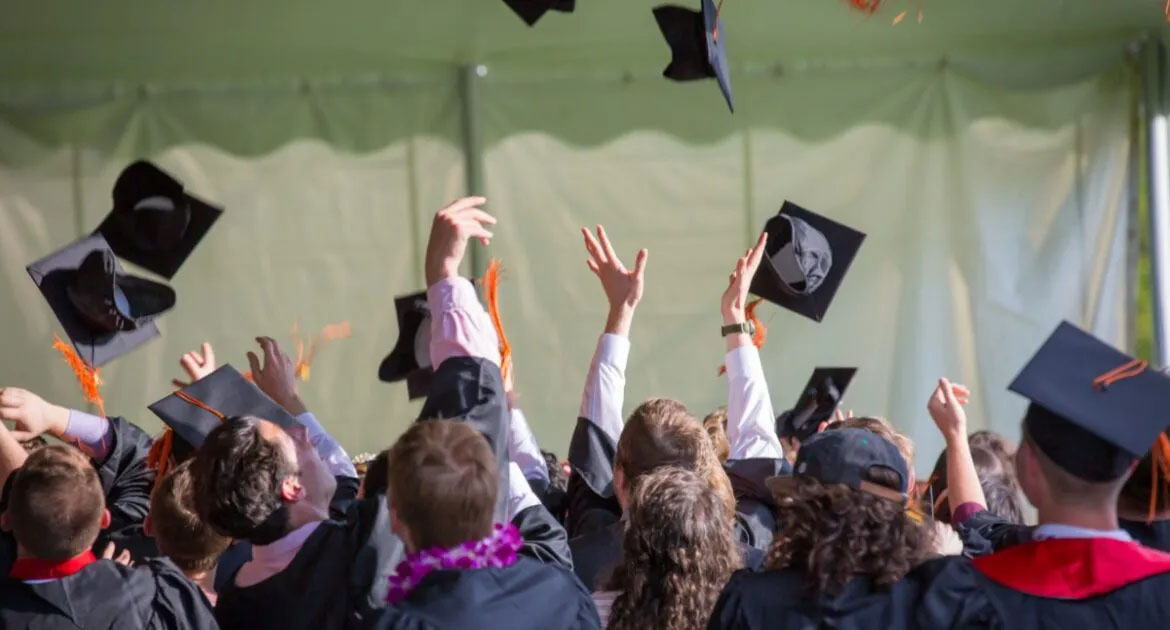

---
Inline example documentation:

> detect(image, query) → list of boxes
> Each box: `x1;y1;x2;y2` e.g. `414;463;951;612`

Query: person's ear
100;509;111;530
280;475;305;503
143;514;154;538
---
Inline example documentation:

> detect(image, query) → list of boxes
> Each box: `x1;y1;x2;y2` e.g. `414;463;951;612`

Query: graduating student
707;427;933;630
1117;432;1170;551
373;420;599;630
0;439;218;629
908;323;1170;628
149;460;231;605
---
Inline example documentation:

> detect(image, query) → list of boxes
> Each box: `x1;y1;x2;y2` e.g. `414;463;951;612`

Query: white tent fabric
0;61;1133;470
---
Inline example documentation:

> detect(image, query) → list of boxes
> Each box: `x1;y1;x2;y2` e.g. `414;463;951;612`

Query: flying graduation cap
95;160;223;280
776;367;857;442
502;0;575;26
750;201;866;322
653;0;734;112
26;234;174;367
378;291;434;400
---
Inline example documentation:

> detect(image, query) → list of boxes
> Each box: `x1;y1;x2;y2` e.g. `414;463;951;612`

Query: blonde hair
703;408;730;463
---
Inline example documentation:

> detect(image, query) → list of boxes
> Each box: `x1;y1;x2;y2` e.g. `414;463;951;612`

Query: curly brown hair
765;466;933;596
606;467;741;630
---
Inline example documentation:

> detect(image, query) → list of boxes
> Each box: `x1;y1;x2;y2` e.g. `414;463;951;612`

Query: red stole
973;538;1170;599
9;550;97;581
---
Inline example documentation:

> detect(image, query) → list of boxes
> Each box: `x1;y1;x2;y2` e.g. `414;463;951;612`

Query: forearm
724;345;782;461
578;332;630;445
945;435;986;517
428;277;501;367
297;411;357;478
509;409;548;484
0;426;27;488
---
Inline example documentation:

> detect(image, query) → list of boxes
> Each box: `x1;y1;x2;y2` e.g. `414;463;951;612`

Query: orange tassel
717;298;767;376
147;429;175;489
1150;433;1170;523
483;259;512;385
51;335;106;418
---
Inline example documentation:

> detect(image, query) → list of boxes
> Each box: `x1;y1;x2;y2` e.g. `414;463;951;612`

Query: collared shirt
426;276;501;367
509;408;548;485
1033;523;1134;542
234;521;323;588
579;334;630;446
723;345;784;461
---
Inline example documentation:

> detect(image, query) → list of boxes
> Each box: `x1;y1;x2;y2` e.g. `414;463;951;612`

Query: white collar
1033;523;1133;542
250;521;322;562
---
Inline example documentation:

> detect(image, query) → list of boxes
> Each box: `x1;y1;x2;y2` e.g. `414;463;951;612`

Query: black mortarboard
653;0;733;113
378;291;433;400
26;234;174;367
767;427;909;503
95;160;223;279
775;367;856;442
1010;321;1170;482
502;0;575;26
749;201;866;322
149;364;299;450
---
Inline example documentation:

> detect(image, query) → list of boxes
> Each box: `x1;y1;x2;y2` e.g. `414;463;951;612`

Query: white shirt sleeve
506;461;542;520
509;408;549;485
724;345;783;461
578;334;630;445
296;412;358;478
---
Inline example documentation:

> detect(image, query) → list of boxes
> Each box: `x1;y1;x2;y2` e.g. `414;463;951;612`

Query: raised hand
582;225;648;337
172;342;217;388
247;337;307;415
425;197;497;287
101;541;134;567
927;378;971;442
721;232;768;325
0;388;69;441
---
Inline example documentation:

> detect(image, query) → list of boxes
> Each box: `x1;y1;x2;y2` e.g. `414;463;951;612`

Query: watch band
721;322;756;337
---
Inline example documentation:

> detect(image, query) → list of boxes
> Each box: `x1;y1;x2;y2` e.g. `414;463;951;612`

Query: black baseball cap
502;0;575;25
378;291;433;400
776;367;857;442
750;201;866;322
148;364;300;451
653;0;733;113
1010;321;1170;482
95;160;223;279
767;427;909;504
26;234;171;366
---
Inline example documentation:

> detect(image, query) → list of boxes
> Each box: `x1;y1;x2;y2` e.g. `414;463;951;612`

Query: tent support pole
458;64;487;279
1145;38;1170;366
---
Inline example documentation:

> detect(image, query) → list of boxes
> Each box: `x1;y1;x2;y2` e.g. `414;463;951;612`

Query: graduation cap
776;367;857;442
767;427;909;503
149;364;300;451
378;291;434;400
653;0;734;113
95;160;223;279
502;0;575;25
1009;321;1170;482
749;201;865;322
26;234;174;367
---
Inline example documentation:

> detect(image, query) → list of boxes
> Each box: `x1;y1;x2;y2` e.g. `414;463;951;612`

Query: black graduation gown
908;537;1170;629
0;557;218;630
372;556;600;630
1120;518;1170;552
569;519;765;591
707;568;917;630
214;356;511;630
953;509;1035;556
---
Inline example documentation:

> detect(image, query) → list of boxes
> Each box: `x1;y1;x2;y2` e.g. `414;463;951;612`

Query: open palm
582;225;648;311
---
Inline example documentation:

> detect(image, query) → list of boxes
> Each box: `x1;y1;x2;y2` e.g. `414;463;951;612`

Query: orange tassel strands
718;298;767;376
1149;433;1170;523
51;335;106;418
483;259;513;385
147;429;175;489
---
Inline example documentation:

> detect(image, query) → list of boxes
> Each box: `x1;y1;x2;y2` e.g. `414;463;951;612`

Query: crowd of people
2;194;1170;630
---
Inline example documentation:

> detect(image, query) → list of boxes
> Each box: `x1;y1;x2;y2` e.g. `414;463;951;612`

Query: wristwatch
721;321;756;337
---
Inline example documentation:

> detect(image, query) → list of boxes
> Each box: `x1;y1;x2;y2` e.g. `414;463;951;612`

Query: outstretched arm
721;233;783;461
927;378;985;519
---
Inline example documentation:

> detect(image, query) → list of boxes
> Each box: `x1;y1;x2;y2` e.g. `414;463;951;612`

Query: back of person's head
981;473;1025;525
968;430;1015;473
7;445;105;560
190;416;295;545
702;408;730;464
361;450;390;498
616;398;735;516
1117;431;1170;516
543;450;569;495
150;460;230;573
606;467;740;630
1017;430;1126;512
767;452;932;595
387;420;497;550
828;416;916;487
928;442;1025;524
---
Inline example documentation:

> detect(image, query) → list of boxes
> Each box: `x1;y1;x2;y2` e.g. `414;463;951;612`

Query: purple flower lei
386;522;523;604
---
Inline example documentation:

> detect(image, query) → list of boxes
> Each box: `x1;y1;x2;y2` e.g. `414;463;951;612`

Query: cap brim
148;364;299;449
750;201;866;322
26;234;161;367
96;193;222;280
378;291;428;384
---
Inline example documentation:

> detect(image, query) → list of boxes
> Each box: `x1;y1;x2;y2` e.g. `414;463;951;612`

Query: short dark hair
190;416;294;545
387;420;497;550
362;450;390;498
9;446;105;559
151;460;230;573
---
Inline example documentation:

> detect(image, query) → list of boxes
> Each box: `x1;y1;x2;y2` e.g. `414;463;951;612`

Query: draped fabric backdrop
0;0;1159;470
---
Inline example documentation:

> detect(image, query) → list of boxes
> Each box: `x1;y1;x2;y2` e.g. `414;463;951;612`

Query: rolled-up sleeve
427;277;500;367
724;346;783;461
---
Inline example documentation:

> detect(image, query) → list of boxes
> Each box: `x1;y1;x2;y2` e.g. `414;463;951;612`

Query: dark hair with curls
766;466;933;596
605;467;741;630
190;416;295;545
